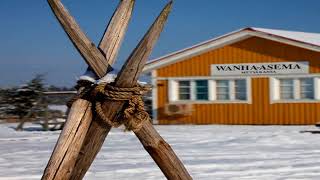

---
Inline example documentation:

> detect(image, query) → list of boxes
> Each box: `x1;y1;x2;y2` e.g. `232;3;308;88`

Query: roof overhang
143;28;320;72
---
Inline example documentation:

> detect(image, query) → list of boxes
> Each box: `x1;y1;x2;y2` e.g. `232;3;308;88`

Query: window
177;80;208;101
216;79;248;101
169;78;250;103
271;77;319;102
195;80;208;100
216;80;230;100
279;79;294;100
178;81;191;100
300;78;314;99
235;79;247;100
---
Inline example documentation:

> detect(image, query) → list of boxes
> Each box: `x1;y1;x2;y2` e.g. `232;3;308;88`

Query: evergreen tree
1;75;46;126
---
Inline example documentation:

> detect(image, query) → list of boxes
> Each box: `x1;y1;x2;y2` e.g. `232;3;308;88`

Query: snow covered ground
0;123;320;180
48;105;68;113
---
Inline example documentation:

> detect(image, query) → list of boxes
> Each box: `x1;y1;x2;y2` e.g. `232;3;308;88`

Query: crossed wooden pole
42;0;192;179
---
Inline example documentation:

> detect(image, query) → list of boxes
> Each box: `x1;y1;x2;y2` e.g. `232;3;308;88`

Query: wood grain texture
47;0;108;77
42;1;134;179
42;100;93;180
99;0;135;65
135;121;192;180
69;2;193;180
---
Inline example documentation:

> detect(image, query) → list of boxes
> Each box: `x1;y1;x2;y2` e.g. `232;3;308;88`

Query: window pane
197;88;207;93
236;93;247;100
217;87;229;93
216;80;230;100
280;79;293;85
196;80;207;86
196;80;208;100
281;93;294;99
197;94;208;100
301;92;314;99
179;81;190;87
235;79;247;100
235;79;246;87
281;86;294;92
300;86;313;92
300;78;313;85
179;94;190;100
279;79;294;100
217;94;229;100
217;80;229;87
179;87;190;93
300;78;314;99
178;81;190;100
235;87;246;92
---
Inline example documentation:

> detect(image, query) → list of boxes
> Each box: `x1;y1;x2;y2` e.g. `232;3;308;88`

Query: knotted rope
68;80;151;132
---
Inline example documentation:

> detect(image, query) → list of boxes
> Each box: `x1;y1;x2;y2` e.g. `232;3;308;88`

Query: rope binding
68;79;152;132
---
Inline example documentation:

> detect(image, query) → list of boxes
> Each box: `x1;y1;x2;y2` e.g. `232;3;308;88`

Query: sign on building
211;61;309;76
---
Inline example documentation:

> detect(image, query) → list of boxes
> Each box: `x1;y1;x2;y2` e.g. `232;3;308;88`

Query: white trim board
151;70;158;124
143;28;320;73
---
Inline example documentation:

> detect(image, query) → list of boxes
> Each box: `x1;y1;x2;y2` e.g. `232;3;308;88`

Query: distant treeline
0;74;152;120
0;75;75;106
0;74;75;120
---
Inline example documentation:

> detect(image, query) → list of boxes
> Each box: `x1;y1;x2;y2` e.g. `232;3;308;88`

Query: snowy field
1;123;320;180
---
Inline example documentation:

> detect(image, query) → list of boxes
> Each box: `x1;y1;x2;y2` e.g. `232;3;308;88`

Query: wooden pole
44;0;191;179
42;1;134;179
134;121;192;180
46;0;108;77
70;2;191;180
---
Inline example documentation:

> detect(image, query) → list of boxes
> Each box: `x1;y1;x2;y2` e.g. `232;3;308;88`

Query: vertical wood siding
155;37;320;125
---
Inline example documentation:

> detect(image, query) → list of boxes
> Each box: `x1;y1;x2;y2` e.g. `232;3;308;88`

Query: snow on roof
251;27;320;47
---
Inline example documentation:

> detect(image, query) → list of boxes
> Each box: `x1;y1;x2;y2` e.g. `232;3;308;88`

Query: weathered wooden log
70;2;191;180
134;120;192;180
98;0;134;65
47;0;107;77
42;0;134;179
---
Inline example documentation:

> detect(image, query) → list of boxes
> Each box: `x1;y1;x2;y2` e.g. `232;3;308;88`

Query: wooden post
44;1;192;179
46;0;108;77
134;121;192;179
42;0;134;179
70;2;192;180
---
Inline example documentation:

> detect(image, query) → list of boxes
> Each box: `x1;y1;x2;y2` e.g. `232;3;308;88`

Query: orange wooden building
143;27;320;125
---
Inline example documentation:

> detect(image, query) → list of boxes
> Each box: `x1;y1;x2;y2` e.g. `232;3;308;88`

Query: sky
0;0;320;87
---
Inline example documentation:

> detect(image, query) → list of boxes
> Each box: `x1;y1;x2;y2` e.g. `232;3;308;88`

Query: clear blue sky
1;0;320;87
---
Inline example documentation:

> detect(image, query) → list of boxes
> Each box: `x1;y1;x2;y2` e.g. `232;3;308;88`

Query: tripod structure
42;0;192;179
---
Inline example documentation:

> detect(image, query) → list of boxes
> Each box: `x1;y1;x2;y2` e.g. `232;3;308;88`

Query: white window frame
168;77;251;104
234;79;249;101
194;80;210;101
212;78;251;103
171;79;209;102
215;79;231;101
279;78;295;100
177;80;193;101
270;75;320;103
